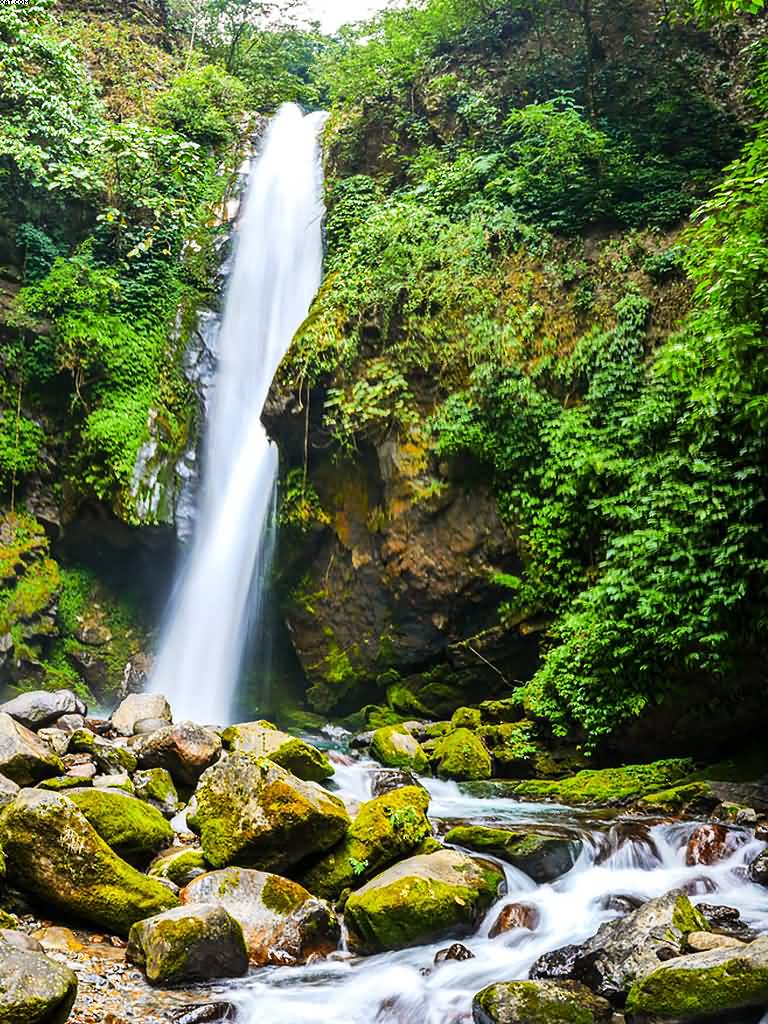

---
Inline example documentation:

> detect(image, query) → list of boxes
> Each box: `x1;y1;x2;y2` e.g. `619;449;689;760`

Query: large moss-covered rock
344;848;504;953
137;722;221;786
0;714;62;785
300;785;432;898
188;753;350;871
626;936;768;1021
473;980;612;1024
531;890;709;999
181;867;340;965
512;759;695;806
0;935;78;1023
126;904;248;985
445;825;581;883
68;729;136;775
148;847;208;887
432;729;492;782
370;725;429;773
66;787;173;861
0;788;179;934
132;767;180;818
221;721;333;781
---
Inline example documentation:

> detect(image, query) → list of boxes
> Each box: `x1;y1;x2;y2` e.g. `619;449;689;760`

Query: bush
153;65;248;149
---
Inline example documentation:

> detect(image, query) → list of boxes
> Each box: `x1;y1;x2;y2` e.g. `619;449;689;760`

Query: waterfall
149;103;326;725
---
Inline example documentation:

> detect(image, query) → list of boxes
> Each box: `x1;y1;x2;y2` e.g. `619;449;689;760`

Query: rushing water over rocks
150;104;326;725
224;749;768;1024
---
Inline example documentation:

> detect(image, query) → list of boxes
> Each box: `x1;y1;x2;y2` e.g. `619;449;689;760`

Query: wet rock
149;847;208;887
637;782;718;816
488;902;540;937
747;849;768;885
0;688;86;730
173;1004;239;1024
600;894;645;914
0;772;18;811
685;822;735;866
595;822;660;868
111;694;172;737
0;788;179;934
0;935;78;1022
735;806;758;826
626;935;768;1021
133;767;180;817
686;930;745;951
530;890;708;1000
681;875;718;896
127;903;248;984
432;728;492;782
444;825;581;883
69;728;137;775
66;786;174;861
370;725;430;774
181;867;340;965
0;928;42;951
345;848;505;953
435;942;475;963
299;785;431;898
349;730;374;751
511;759;695;807
697;902;751;936
188;753;350;871
137;721;222;786
221;721;333;781
473;980;612;1024
370;768;424;796
0;713;63;785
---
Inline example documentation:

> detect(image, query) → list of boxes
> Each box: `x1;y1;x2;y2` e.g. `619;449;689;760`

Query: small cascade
149;104;326;725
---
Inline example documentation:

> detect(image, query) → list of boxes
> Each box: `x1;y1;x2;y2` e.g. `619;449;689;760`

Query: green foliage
153;65;248;148
279;468;330;532
16;224;60;283
0;413;44;491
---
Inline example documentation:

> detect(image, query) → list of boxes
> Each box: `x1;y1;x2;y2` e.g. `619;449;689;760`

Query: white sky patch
303;0;396;32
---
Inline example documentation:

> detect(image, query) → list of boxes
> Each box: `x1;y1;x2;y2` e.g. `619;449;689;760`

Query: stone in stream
530;889;709;1000
625;935;768;1021
188;753;350;871
65;786;174;861
0;935;78;1023
173;1005;239;1024
344;848;505;954
299;785;431;898
127;903;248;984
686;930;745;951
111;693;172;737
370;725;430;774
444;825;581;883
473;980;612;1024
747;848;768;885
697;902;759;940
149;847;208;887
0;688;87;730
370;768;424;797
133;767;180;818
0;712;63;785
221;720;333;781
488;901;540;937
137;721;222;786
432;728;493;782
435;942;475;963
0;788;179;934
181;867;340;965
685;822;735;866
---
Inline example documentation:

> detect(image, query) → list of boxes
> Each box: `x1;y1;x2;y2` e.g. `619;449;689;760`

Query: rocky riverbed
1;688;767;1024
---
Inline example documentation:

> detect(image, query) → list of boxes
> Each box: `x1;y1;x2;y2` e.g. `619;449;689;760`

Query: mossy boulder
300;785;432;898
0;714;62;785
221;721;333;781
445;825;580;883
370;725;429;774
126;904;248;985
531;890;708;999
512;759;695;806
344;848;505;953
69;729;137;775
0;935;78;1023
626;936;768;1021
132;767;180;818
66;787;173;861
0;788;179;935
188;753;350;872
180;867;340;965
432;728;492;782
148;847;208;888
637;781;718;816
451;707;482;730
473;980;612;1024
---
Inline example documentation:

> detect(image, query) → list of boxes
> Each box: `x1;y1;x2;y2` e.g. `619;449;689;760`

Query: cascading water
149;104;326;725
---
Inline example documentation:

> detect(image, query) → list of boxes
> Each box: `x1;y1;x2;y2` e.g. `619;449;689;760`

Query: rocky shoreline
1;688;767;1023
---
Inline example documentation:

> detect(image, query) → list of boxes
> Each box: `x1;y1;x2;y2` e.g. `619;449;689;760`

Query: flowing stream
228;749;768;1024
150;104;326;725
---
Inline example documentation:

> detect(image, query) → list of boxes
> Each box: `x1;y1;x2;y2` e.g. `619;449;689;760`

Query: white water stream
150;104;326;724
230;753;768;1024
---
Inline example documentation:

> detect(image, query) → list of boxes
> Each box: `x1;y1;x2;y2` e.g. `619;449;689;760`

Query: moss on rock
66;787;173;861
221;722;333;782
432;728;492;782
511;759;695;806
370;725;429;774
445;825;580;883
473;980;613;1024
148;847;207;887
300;785;432;898
637;781;716;815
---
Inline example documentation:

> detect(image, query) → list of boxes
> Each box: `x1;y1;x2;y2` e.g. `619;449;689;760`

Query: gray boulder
0;713;62;785
111;694;172;737
137;721;221;786
126;903;248;985
0;773;19;812
0;935;78;1023
0;689;86;730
